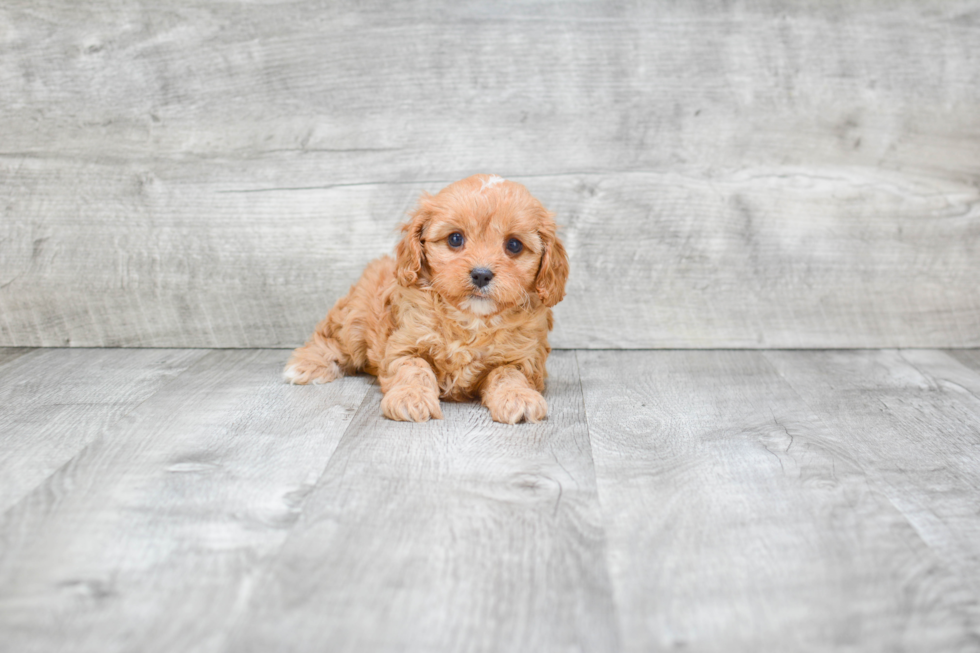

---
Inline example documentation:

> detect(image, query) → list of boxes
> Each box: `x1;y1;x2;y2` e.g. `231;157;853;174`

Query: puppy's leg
379;357;443;422
283;317;350;385
481;366;548;424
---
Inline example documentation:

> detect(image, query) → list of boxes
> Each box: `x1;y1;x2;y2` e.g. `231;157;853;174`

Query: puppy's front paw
485;386;548;424
381;384;443;422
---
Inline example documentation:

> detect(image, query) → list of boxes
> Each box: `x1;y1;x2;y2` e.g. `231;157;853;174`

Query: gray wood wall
2;1;978;348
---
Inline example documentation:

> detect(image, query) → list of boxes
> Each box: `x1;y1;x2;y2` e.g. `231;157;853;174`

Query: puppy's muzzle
470;267;494;289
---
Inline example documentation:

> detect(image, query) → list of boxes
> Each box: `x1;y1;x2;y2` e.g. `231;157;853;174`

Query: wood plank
224;351;619;653
0;348;206;514
579;349;980;652
767;349;980;597
547;170;980;349
0;348;33;368
2;166;977;348
946;349;980;377
2;1;979;348
3;2;978;170
0;349;371;653
915;349;980;403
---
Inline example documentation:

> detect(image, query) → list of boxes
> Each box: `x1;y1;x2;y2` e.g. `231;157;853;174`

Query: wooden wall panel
2;1;978;347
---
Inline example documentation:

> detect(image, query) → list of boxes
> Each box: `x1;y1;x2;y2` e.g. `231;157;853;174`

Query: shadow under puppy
284;174;569;423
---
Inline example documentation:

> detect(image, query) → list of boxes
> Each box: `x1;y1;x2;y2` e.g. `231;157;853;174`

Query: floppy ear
535;220;569;307
395;193;433;287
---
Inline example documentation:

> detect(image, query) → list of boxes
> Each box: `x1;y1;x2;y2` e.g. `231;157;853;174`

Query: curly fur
284;174;569;423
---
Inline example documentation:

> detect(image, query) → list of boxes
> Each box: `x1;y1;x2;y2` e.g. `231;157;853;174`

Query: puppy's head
395;174;568;316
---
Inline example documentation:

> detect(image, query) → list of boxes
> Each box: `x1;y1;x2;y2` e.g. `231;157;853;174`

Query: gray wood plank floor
1;348;979;652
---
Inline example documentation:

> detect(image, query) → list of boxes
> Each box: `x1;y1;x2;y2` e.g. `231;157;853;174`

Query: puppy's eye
447;232;465;249
506;238;524;255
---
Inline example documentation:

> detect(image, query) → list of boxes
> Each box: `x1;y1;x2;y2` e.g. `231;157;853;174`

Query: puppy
283;174;568;424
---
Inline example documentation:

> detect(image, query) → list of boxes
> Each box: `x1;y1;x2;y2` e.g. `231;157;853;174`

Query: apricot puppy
284;174;568;423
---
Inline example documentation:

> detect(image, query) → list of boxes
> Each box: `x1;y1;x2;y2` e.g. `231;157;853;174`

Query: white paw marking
282;361;341;385
282;364;303;384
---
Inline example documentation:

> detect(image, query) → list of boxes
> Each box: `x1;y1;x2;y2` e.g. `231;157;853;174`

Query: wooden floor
1;348;980;652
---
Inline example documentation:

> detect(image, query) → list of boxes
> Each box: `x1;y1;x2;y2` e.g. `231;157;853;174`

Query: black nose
470;268;494;289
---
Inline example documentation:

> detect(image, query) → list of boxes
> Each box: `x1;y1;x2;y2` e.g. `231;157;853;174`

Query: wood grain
0;348;33;369
578;349;980;652
2;1;979;348
225;351;619;653
1;348;979;651
947;349;980;377
0;349;371;653
767;349;980;599
0;348;206;514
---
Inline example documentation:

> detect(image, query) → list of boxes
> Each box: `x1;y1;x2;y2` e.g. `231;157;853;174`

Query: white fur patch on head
461;296;497;316
481;175;506;191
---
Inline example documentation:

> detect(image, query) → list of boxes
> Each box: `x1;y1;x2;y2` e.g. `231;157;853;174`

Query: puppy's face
396;175;568;316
